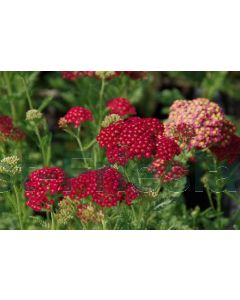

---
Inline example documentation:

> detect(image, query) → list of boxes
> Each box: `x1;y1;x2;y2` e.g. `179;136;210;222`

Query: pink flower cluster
166;98;236;149
166;98;240;163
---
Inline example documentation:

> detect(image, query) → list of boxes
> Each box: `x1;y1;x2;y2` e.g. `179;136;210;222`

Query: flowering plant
0;71;240;230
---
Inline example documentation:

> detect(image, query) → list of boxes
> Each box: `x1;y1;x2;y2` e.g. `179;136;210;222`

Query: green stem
205;185;215;210
101;219;107;230
3;72;17;121
76;127;88;168
99;78;105;125
22;76;33;109
13;184;23;230
51;212;55;230
34;126;48;167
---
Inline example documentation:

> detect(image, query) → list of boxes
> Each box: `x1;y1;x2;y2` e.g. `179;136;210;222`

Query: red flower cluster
65;167;139;207
210;134;240;164
25;167;67;211
59;106;93;128
61;71;96;80
107;98;137;117
97;117;164;165
148;159;188;183
0;115;25;141
155;136;181;161
61;71;147;81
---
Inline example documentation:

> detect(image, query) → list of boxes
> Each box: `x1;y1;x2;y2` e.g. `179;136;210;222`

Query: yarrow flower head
107;98;137;117
101;114;121;128
166;98;236;149
25;167;67;211
61;71;96;80
64;167;140;207
0;156;22;176
61;71;147;81
123;71;147;80
155;136;181;161
0;115;25;142
97;117;164;165
26;109;43;121
210;134;240;164
148;159;188;183
61;71;120;80
59;106;93;128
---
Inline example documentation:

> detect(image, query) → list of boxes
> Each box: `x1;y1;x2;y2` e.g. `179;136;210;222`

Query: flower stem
76;127;88;168
51;212;55;230
3;72;17;121
99;78;105;125
22;76;34;109
13;184;23;230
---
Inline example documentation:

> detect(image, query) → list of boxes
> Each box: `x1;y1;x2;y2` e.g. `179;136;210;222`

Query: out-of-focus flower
59;107;93;128
166;98;236;149
61;71;120;80
76;203;104;224
210;134;240;164
64;167;140;207
95;71;120;80
107;98;137;117
124;71;147;80
0;115;25;142
97;117;164;165
148;159;188;183
26;109;43;121
55;197;78;225
61;71;95;80
0;156;22;176
25;167;67;211
61;71;148;81
101;114;121;128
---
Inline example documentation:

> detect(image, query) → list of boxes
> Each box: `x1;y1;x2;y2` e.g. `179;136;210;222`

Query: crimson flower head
60;106;93;128
107;98;137;117
97;117;164;165
124;71;147;80
61;71;95;80
210;134;240;164
25;167;67;211
0;115;25;141
155;136;181;161
149;159;188;183
64;167;139;207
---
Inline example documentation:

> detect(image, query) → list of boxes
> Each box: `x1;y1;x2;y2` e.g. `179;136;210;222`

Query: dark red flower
60;106;93;128
25;167;67;211
155;136;181;161
210;134;240;164
0;115;25;142
97;117;164;165
149;159;188;183
107;98;137;116
65;167;140;207
124;71;147;80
